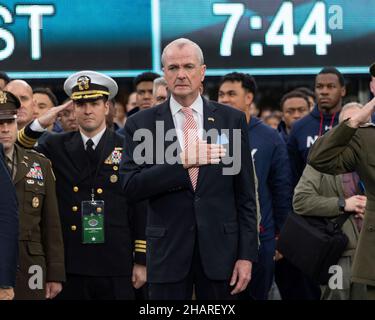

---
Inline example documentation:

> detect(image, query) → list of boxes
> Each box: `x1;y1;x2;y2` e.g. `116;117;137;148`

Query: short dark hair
133;72;160;89
219;72;257;96
317;67;345;87
33;87;59;106
280;90;310;110
0;71;10;84
295;87;315;100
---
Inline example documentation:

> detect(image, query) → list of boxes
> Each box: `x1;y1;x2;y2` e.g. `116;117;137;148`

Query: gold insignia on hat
32;197;39;208
77;76;90;91
110;174;118;183
0;91;7;104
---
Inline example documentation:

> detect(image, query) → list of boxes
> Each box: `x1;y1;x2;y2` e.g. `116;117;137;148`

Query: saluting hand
348;97;375;128
38;100;73;129
229;260;252;295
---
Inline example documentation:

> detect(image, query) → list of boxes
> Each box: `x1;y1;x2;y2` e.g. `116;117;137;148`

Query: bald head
5;80;35;129
161;38;204;67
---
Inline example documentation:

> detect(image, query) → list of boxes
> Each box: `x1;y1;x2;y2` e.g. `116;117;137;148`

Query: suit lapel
64;132;90;182
99;129;117;167
156;100;190;188
156;100;180;151
195;99;219;192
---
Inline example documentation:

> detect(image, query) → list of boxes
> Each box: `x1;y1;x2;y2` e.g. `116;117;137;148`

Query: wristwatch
338;197;346;213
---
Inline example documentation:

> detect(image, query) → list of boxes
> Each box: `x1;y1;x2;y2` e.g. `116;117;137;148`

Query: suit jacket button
71;225;77;231
97;188;103;194
73;186;79;192
72;206;78;212
368;225;375;232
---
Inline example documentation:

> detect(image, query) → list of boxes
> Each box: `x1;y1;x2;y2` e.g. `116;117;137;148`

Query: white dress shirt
80;127;106;150
169;95;204;149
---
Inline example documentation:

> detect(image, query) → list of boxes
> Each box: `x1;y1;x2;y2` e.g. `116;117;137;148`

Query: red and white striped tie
182;106;199;191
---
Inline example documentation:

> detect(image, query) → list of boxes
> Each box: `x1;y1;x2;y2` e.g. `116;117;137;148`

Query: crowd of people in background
1;38;375;301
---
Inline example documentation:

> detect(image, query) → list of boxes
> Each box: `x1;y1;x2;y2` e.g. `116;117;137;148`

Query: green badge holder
81;200;105;244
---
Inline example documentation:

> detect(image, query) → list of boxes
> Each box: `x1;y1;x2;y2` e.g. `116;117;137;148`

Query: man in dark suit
120;38;258;300
18;71;146;299
0;143;18;300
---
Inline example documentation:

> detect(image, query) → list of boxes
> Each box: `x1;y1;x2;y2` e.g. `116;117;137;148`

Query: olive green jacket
293;164;360;257
308;120;375;286
14;145;65;299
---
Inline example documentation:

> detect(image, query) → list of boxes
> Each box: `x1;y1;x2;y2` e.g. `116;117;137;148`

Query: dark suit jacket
0;145;18;287
120;97;258;283
25;129;146;276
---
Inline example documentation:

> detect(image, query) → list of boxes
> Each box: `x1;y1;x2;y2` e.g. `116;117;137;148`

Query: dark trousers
275;258;321;300
148;238;237;300
57;274;135;300
242;239;275;300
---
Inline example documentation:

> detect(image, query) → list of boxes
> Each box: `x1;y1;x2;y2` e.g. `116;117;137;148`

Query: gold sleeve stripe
135;248;146;253
19;129;36;145
135;244;146;249
135;240;146;244
18;131;36;148
18;129;33;143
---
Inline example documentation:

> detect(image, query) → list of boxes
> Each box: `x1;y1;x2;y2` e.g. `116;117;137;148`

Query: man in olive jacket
295;103;368;299
0;90;65;300
308;94;375;299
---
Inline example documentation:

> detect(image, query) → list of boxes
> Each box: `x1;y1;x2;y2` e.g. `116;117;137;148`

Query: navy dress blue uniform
18;71;146;299
0;144;18;288
120;97;258;300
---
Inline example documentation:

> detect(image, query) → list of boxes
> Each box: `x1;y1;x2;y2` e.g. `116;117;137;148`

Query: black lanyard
85;131;109;201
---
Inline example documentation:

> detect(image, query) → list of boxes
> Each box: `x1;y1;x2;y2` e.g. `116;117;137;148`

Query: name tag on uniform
81;200;105;244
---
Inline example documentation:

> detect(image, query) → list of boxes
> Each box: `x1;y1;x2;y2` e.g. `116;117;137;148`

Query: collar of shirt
170;94;203;118
80;127;106;150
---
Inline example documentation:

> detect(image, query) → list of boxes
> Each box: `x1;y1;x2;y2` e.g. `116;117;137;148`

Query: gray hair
339;102;363;122
153;77;168;96
161;38;204;67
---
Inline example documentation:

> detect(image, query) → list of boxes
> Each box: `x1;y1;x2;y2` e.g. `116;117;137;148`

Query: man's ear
246;92;254;108
341;86;346;97
104;101;110;116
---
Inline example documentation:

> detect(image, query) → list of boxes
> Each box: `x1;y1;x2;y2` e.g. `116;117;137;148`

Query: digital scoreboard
1;0;374;78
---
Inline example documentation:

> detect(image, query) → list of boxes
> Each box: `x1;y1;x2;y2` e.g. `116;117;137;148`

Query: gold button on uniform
72;206;78;212
73;186;79;192
97;188;103;194
113;166;118;171
71;225;77;231
32;197;39;208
